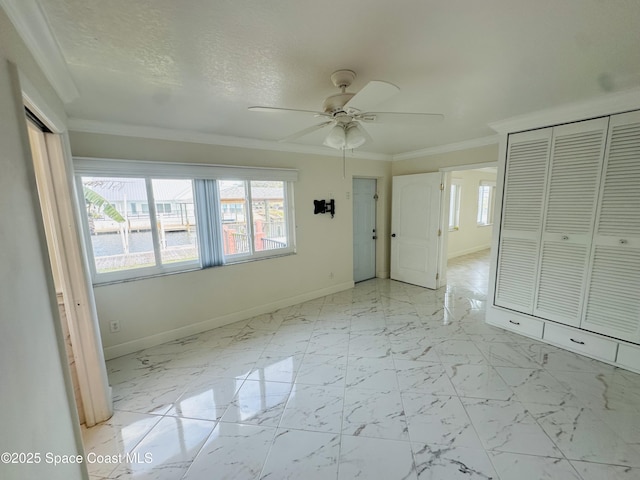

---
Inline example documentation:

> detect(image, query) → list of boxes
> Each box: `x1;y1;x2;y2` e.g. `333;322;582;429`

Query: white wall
69;132;391;358
0;8;86;479
447;169;496;259
392;144;499;176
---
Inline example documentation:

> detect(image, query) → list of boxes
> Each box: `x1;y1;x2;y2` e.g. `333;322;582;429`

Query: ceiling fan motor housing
324;69;358;113
323;93;355;114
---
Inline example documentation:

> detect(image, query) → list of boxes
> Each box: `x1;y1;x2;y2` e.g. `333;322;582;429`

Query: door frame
439;162;498;285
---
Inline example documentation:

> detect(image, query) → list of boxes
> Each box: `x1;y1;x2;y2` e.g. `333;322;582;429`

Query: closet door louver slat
495;129;551;313
533;118;608;326
582;112;640;342
535;242;589;325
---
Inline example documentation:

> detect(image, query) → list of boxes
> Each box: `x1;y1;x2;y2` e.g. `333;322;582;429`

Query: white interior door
391;173;442;289
353;178;377;282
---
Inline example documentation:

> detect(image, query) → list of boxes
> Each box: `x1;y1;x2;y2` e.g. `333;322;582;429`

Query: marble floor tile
488;451;582;480
260;429;340;480
444;364;514;400
182;423;275;480
403;393;482;448
494;367;580;406
338;435;417;480
461;398;561;457
81;411;162;478
345;356;399;391
266;330;313;354
112;368;202;416
199;348;262;379
570;460;640;480
394;359;456;395
475;341;542;369
348;333;392;358
306;332;351;356
342;387;408;440
220;379;292;427
108;416;215;480
525;403;640;466
246;352;303;384
295;354;347;387
548;370;640;413
83;250;640;480
390;336;441;363
412;444;497;480
433;339;486;364
279;384;344;433
166;376;242;421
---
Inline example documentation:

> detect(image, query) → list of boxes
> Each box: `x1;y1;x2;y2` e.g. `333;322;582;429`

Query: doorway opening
25;107;112;427
441;164;497;289
353;178;377;282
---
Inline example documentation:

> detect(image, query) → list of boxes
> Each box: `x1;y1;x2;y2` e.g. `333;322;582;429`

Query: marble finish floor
84;249;640;479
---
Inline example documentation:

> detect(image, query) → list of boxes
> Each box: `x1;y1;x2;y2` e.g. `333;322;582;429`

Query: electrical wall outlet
109;321;120;333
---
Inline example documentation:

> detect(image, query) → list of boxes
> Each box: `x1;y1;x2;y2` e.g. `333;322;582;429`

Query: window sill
93;251;297;286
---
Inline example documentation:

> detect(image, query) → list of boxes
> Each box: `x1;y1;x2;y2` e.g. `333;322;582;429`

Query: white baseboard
376;270;390;279
103;281;355;360
447;244;491;260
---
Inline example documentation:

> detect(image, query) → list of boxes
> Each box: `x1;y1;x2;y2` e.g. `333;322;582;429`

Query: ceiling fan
249;70;444;150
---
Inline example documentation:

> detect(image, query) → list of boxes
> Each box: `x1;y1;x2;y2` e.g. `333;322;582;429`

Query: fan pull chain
342;148;346;179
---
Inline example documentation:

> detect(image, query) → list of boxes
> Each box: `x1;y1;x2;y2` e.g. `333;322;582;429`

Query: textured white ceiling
36;0;640;156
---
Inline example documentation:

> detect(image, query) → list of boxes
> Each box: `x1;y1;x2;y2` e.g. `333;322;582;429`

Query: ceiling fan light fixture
323;124;347;149
345;123;366;149
323;123;368;150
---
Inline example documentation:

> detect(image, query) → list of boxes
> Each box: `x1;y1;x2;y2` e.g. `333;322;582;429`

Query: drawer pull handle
619;239;628;245
508;320;521;326
570;338;585;345
562;235;569;241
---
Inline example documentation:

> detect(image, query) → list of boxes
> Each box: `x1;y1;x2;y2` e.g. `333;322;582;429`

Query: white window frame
449;180;462;231
74;158;298;284
477;180;496;226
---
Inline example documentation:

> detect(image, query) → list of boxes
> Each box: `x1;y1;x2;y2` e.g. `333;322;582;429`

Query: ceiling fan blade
359;112;444;124
249;106;330;117
278;121;334;143
344;80;399;112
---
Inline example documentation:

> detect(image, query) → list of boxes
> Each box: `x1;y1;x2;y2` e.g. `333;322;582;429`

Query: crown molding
1;0;78;103
67;118;392;161
392;135;499;161
489;87;640;134
19;69;67;133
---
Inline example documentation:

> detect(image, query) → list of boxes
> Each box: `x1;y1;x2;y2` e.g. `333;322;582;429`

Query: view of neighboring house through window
76;160;296;284
449;181;461;231
477;180;496;226
80;176;198;275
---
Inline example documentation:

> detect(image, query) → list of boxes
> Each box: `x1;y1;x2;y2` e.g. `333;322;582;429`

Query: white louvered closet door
494;129;551;313
533;118;609;327
582;111;640;342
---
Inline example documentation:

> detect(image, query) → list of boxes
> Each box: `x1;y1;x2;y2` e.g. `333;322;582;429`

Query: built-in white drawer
486;308;544;339
616;343;640;374
543;322;618;362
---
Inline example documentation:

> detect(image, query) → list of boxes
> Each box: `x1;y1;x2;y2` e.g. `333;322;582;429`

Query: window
219;180;289;258
449;181;461;231
477;181;496;226
75;158;297;284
